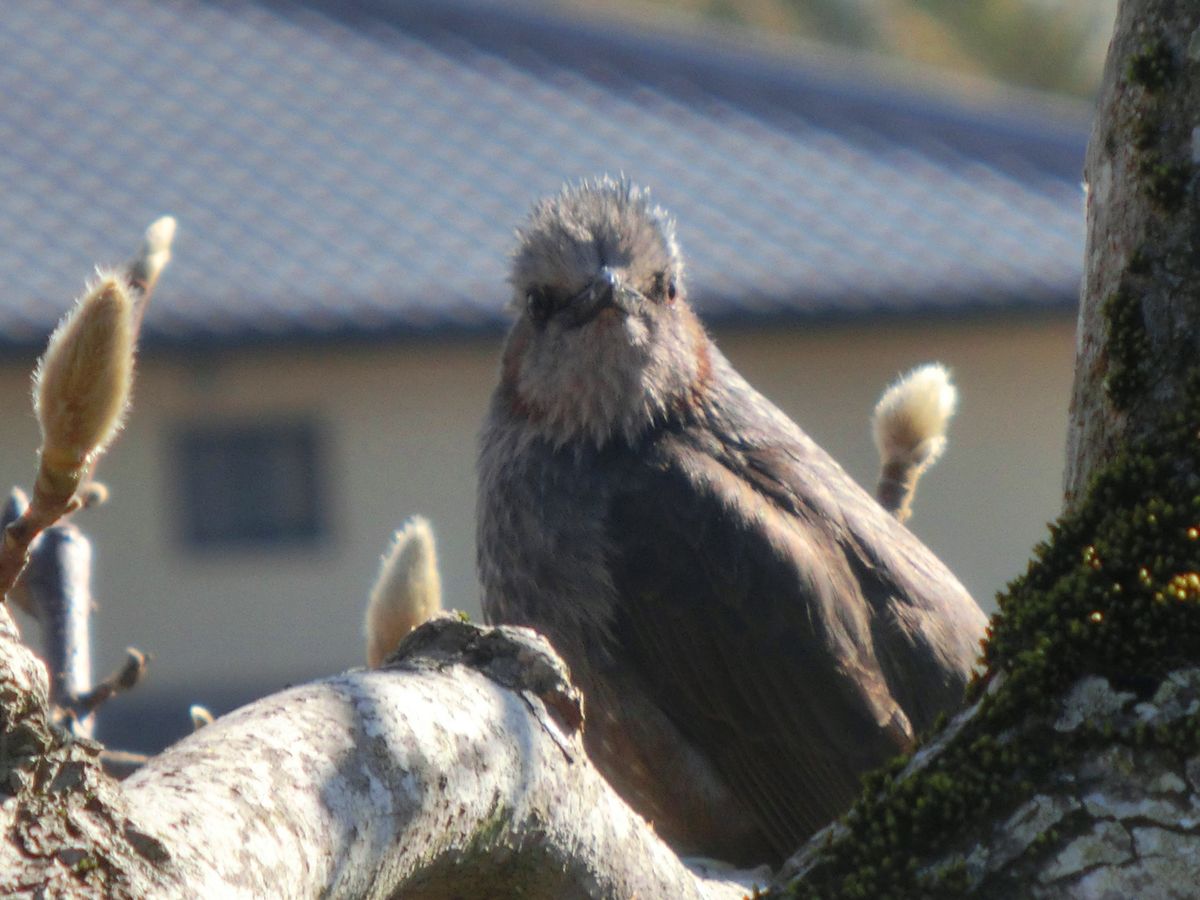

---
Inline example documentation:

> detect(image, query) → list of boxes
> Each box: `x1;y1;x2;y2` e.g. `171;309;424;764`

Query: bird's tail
364;515;443;667
872;363;958;522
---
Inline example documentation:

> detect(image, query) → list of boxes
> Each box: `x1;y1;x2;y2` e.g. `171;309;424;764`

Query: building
0;0;1088;749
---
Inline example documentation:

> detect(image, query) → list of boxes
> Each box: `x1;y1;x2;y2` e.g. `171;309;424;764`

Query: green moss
782;371;1200;899
1101;284;1149;407
1124;34;1190;213
1126;245;1152;276
1127;39;1174;91
72;855;100;874
462;797;513;858
1142;161;1190;212
1131;114;1160;152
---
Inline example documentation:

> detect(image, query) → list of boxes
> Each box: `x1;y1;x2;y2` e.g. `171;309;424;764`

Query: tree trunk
1063;0;1200;507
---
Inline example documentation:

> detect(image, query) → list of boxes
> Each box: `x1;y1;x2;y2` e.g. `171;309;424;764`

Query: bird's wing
606;429;920;857
729;422;986;731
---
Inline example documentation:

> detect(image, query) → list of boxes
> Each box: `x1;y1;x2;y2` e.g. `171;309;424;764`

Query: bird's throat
500;310;713;449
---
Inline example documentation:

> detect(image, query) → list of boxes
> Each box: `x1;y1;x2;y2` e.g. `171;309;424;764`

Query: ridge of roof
293;0;1090;179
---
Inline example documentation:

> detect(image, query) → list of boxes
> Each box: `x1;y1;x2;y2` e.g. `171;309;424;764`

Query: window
173;421;328;549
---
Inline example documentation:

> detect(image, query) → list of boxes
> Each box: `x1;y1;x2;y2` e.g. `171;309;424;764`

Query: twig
99;748;150;780
0;483;85;605
0;279;131;601
1;489;34;618
64;647;149;721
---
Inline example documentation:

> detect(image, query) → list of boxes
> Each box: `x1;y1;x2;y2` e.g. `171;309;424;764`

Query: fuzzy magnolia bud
364;516;443;668
189;705;214;731
33;273;135;479
129;216;176;295
872;363;958;521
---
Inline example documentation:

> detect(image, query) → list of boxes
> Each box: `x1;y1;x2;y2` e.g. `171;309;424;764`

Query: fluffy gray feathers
509;176;683;314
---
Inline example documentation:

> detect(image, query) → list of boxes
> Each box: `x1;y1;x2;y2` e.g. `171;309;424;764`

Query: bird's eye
526;287;555;325
651;271;677;304
650;272;678;304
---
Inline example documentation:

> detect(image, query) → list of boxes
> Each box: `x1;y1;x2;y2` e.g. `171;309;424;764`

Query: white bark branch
107;618;765;898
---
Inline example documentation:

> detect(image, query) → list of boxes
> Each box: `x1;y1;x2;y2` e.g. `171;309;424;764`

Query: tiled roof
0;0;1088;349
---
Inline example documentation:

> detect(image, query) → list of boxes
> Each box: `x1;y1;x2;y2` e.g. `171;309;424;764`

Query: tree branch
3;614;767;897
65;647;149;723
22;524;95;737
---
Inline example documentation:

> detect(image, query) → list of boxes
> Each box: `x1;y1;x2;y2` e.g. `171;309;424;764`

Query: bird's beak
569;266;640;327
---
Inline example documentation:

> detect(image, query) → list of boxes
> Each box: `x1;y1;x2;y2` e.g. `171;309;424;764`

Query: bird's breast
477;418;623;644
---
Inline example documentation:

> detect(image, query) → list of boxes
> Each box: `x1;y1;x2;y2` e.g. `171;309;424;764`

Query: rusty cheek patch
499;328;544;425
672;308;713;415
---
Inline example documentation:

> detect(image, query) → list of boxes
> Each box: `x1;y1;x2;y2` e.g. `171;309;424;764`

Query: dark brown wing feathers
608;436;923;857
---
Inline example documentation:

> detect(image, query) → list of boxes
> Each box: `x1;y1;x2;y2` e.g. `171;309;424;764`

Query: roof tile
0;0;1087;348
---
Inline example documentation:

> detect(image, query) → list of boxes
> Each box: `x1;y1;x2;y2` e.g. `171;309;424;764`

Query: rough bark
1063;0;1200;508
0;601;172;898
780;667;1200;898
1;611;762;898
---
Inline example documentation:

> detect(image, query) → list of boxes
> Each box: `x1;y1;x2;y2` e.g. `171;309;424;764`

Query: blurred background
0;0;1112;751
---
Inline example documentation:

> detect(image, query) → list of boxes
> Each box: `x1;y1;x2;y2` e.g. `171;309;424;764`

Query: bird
476;177;988;866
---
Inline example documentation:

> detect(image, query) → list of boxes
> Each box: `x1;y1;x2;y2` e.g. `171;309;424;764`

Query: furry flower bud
364;516;443;667
33;272;135;479
872;363;958;521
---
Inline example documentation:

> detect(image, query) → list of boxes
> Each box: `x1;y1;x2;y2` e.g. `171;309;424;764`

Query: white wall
0;314;1076;703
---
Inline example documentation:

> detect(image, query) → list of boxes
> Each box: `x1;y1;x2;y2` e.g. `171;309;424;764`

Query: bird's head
499;177;711;448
